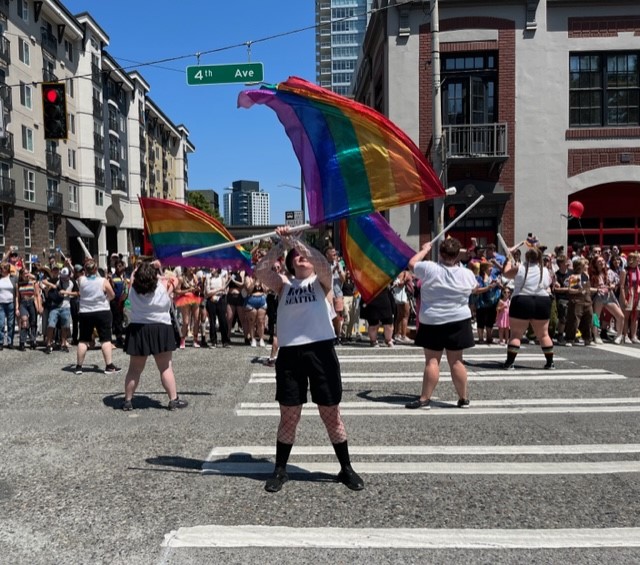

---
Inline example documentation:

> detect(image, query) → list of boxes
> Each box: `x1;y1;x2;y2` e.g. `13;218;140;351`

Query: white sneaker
625;336;633;344
594;337;603;344
632;337;640;344
250;338;257;347
613;334;623;345
259;338;265;347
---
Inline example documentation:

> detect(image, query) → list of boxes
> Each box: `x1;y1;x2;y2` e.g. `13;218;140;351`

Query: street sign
285;210;304;227
186;63;264;86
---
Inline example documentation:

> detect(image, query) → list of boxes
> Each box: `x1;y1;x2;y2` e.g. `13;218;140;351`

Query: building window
21;126;34;152
19;82;33;109
47;178;59;194
69;114;75;134
48;216;55;249
69;184;78;212
68;149;76;169
64;39;74;63
0;207;4;247
23;210;31;249
17;0;28;21
68;78;74;98
23;169;35;202
570;52;640;127
18;38;30;66
95;189;104;206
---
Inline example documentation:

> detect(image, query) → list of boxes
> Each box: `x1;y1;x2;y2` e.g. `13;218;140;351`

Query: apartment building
353;0;640;251
223;180;270;227
0;1;194;269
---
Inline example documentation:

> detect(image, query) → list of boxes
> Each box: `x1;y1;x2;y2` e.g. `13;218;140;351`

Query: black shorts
476;306;497;329
227;293;244;307
274;339;342;406
78;310;112;343
509;295;552;320
414;318;475;352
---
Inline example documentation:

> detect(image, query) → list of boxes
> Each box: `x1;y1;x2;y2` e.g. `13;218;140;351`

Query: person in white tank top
254;226;364;494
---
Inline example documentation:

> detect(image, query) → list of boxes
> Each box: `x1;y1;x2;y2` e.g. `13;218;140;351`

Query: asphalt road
1;336;640;564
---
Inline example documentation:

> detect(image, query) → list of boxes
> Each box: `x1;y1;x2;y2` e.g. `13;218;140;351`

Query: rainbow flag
139;197;252;272
340;212;415;303
238;77;445;225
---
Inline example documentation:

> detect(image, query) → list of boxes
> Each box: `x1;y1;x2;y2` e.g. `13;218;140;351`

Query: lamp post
277;182;306;224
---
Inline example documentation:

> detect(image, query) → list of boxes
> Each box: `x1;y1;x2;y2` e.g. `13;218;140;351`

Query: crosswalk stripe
162;525;640;549
334;354;550;362
201;461;640;475
586;343;640;359
206;444;640;457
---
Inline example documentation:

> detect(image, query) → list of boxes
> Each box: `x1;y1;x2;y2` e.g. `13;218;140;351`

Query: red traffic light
45;88;59;103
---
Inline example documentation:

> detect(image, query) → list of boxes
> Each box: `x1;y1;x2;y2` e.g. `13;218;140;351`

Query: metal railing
0;36;10;64
94;133;104;153
41;29;58;57
0;175;15;204
45;151;62;176
0;132;12;159
444;123;508;159
42;68;58;83
46;190;63;214
95;167;105;186
92;97;103;119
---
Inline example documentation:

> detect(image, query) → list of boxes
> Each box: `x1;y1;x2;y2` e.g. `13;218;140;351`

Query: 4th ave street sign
186;63;264;86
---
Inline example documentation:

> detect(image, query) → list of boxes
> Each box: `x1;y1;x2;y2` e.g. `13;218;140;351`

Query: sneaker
564;342;572;347
222;343;231;348
556;336;566;346
544;361;556;370
179;339;186;350
385;340;395;348
613;334;623;345
168;396;188;410
61;345;70;353
264;467;289;493
74;365;83;375
122;399;134;411
259;338;266;348
104;364;122;374
457;398;470;408
632;337;640;344
405;398;431;409
502;362;515;370
370;341;379;348
337;465;364;491
193;341;201;348
250;338;257;347
594;337;603;344
45;345;52;354
18;343;26;352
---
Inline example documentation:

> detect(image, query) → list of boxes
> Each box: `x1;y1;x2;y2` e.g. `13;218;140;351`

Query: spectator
0;263;17;349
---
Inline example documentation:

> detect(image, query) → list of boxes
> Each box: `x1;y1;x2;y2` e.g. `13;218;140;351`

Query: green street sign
186;63;264;86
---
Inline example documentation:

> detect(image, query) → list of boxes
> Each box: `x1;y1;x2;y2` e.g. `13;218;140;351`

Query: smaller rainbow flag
139;197;252;272
340;212;415;303
239;77;445;225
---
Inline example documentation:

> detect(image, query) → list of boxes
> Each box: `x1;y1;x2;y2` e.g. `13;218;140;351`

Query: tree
187;191;223;223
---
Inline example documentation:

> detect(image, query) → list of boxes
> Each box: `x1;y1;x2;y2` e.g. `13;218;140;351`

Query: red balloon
568;201;584;219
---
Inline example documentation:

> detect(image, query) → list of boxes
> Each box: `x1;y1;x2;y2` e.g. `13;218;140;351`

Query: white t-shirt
512;264;553;297
277;275;336;347
129;283;171;325
414;261;477;325
0;276;14;304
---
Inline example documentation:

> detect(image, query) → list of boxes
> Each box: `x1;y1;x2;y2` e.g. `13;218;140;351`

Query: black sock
332;440;351;469
505;344;520;365
542;345;554;364
275;441;293;469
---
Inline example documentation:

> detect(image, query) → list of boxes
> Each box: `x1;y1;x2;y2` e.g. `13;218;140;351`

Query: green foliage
187;191;223;223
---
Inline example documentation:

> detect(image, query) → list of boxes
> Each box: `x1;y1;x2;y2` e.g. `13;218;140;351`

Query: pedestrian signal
42;83;68;140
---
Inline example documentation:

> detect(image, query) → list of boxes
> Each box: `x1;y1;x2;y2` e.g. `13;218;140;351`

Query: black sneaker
502;362;515;370
337;465;364;491
104;364;122;374
168;397;188;410
264;467;289;493
457;398;470;408
544;361;556;370
122;399;134;411
18;343;26;352
405;398;430;409
74;365;83;375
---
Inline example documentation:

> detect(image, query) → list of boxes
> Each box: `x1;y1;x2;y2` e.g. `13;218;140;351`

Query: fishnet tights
276;404;347;444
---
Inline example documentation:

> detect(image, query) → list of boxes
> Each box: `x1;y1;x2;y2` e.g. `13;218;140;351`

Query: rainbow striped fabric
238;76;445;225
339;212;415;303
139;197;252;271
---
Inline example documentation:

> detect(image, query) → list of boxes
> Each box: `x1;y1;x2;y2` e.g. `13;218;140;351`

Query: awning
67;218;95;239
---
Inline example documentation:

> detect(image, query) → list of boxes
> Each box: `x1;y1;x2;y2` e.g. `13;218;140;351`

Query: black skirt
124;323;176;357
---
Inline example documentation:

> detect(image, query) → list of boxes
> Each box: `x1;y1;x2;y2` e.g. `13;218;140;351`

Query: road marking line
586;343;640;359
206;444;640;457
335;354;549;362
162;525;640;548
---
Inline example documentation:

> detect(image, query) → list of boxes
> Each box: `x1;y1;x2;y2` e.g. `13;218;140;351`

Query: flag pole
430;194;484;244
181;223;312;258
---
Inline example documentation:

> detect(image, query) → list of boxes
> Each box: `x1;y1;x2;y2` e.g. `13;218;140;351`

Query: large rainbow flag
139;197;252;272
340;212;415;303
238;76;445;225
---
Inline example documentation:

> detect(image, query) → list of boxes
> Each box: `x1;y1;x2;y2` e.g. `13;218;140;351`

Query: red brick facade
1;207;68;262
568;16;640;38
568;148;640;177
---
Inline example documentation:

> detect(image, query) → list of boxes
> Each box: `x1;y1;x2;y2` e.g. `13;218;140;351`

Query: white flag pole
181;223;312;258
76;236;92;259
431;194;484;244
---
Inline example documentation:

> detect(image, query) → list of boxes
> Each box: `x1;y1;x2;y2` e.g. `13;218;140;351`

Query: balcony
42;68;58;83
95;167;105;187
149;171;156;185
47;190;63;214
91;63;102;86
0;36;10;65
41;28;58;57
140;162;147;179
0;83;11;112
109;147;119;163
162;157;168;171
92;97;103;119
0;132;14;159
45;151;62;176
93;133;104;153
0;175;15;205
445;123;509;163
108;116;118;132
113;177;127;194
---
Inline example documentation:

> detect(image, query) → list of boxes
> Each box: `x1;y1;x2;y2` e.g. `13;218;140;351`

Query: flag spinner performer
499;237;556;370
253;225;364;493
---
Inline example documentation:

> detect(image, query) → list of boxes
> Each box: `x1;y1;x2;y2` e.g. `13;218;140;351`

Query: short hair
285;249;298;275
132;261;158;295
439;237;462;258
84;260;98;275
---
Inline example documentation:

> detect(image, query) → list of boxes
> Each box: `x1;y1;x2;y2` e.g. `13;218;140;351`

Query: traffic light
42;82;67;140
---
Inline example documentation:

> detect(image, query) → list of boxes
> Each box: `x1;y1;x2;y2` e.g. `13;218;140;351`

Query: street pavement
1;336;640;564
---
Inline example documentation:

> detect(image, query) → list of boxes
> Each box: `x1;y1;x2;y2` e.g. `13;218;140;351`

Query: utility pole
431;0;444;256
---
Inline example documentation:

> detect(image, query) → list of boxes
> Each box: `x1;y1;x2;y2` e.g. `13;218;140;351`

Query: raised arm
409;242;432;271
254;240;287;295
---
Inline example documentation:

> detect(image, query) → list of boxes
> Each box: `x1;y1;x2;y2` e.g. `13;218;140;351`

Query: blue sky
65;0;316;224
